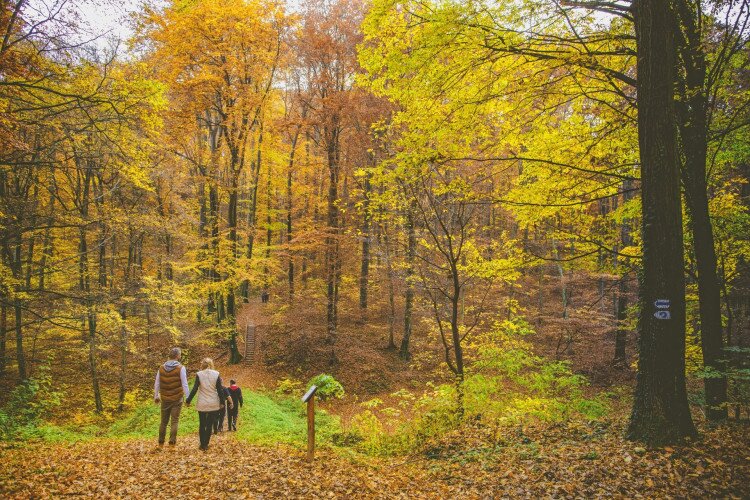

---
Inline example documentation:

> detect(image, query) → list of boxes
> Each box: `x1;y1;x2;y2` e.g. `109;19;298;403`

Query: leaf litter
0;418;748;498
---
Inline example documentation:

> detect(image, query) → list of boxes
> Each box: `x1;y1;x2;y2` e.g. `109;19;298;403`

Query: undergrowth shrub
725;347;750;416
307;373;344;400
276;378;303;395
0;366;61;441
345;317;609;455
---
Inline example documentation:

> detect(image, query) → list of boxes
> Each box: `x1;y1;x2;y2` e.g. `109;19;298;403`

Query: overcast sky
72;0;146;46
69;0;302;51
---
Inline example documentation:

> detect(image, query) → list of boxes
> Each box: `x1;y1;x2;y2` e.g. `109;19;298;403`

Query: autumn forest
1;0;750;497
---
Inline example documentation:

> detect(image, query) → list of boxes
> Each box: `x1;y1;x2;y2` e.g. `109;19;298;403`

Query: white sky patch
65;0;300;53
75;0;146;48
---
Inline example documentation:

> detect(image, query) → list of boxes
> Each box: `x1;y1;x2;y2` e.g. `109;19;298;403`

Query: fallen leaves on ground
1;419;748;498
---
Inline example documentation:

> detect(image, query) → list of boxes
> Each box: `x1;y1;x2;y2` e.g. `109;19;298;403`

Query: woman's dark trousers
198;411;218;449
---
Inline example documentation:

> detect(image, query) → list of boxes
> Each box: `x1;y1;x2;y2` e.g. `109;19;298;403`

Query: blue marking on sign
654;299;670;309
654;310;671;320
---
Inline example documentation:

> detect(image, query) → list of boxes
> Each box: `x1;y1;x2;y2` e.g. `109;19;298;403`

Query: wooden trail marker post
302;385;318;462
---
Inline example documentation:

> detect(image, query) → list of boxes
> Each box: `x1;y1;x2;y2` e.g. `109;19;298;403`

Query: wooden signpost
302;385;318;462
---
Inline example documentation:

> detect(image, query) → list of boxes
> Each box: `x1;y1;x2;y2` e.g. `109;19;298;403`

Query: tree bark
118;306;128;412
673;0;728;421
264;152;272;285
383;223;397;349
242;125;264;301
614;279;629;365
287;130;299;300
450;261;465;418
400;201;416;360
359;169;372;310
227;173;239;321
0;303;6;377
627;0;696;445
325;131;341;345
615;179;635;366
14;293;25;380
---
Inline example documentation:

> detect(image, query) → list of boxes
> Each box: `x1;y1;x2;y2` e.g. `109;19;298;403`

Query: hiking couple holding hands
153;347;244;450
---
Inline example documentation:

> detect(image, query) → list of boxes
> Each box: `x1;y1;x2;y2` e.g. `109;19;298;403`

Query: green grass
235;392;340;446
11;391;341;448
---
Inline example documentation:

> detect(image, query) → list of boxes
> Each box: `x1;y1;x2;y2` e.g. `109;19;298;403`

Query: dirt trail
225;299;276;390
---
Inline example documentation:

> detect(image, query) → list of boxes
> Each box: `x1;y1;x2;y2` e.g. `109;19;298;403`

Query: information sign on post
302;385;318;462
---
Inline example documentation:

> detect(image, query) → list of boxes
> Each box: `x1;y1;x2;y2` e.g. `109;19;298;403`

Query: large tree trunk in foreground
673;0;728;422
627;0;696;445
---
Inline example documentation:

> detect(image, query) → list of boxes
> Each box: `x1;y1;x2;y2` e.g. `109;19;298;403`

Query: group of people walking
154;347;243;450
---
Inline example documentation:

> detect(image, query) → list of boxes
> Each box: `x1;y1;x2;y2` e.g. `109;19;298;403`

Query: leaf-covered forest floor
1;415;748;498
2;303;749;497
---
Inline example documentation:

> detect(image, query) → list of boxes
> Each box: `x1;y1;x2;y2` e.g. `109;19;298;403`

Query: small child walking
226;380;243;431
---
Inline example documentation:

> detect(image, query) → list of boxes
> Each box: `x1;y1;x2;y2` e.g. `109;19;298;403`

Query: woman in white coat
185;358;232;450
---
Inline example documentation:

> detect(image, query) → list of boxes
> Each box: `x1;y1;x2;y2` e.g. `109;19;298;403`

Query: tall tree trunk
383;224;397;350
118;306;128;412
87;307;102;413
673;0;728;421
615;179;634;366
0;302;6;377
553;239;569;319
359;169;372;310
451;265;465;419
614;279;629;365
264;154;272;285
627;0;696;445
227;174;239;321
80;225;102;413
325;134;340;346
226;164;242;367
286;131;299;300
13;241;26;380
157;187;175;322
38;221;53;291
78;164;102;412
14;295;25;380
241;125;264;301
400;201;416;360
538;263;544;316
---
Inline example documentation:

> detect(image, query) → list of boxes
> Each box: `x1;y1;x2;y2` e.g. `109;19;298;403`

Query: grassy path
33;390;340;446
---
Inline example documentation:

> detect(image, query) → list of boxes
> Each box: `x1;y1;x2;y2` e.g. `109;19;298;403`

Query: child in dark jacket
227;380;243;431
213;385;231;434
